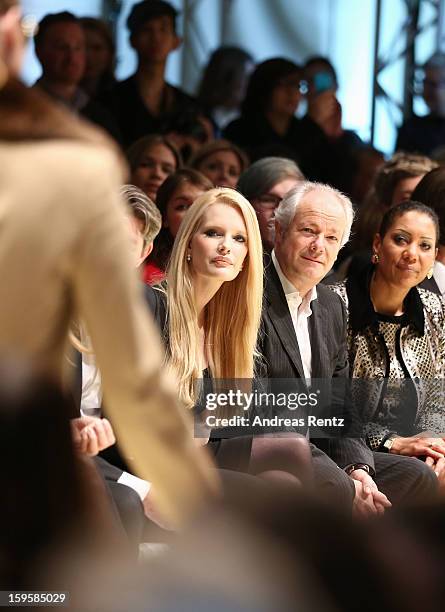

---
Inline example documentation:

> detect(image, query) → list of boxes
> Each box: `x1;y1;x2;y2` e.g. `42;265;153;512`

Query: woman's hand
71;416;116;456
307;91;343;139
390;435;445;460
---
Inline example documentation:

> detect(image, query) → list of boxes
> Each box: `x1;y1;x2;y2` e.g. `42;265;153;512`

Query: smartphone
313;71;336;94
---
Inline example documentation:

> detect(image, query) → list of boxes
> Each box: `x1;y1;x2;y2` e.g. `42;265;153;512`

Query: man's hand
350;469;392;517
425;455;445;478
70;416;116;456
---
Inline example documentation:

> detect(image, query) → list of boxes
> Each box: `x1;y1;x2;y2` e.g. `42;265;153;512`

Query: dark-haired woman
223;57;335;182
329;201;445;480
143;168;213;284
411;165;445;296
126;134;182;202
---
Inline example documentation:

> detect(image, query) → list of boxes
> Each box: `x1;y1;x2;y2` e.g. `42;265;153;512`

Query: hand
307;91;343;138
350;469;392;517
391;436;445;460
143;488;174;530
425;455;445;477
70;416;116;456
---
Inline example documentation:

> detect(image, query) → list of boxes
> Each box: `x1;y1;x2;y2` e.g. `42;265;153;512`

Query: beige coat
0;140;217;526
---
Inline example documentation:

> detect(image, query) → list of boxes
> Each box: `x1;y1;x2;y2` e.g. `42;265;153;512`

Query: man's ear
172;34;181;51
274;220;283;246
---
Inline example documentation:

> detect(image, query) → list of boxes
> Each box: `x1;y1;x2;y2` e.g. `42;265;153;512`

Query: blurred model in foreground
0;0;218;528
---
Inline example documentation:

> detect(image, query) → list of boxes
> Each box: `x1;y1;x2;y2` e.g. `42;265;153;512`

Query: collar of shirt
271;250;317;317
35;77;89;112
345;264;424;335
434;260;445;296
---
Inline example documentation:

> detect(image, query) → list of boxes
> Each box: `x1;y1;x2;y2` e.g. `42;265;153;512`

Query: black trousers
94;457;145;551
311;444;437;510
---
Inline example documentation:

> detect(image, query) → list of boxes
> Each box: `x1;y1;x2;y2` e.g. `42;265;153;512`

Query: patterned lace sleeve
365;424;394;451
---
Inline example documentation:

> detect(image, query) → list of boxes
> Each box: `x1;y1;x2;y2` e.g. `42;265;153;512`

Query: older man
237;156;304;252
260;181;436;515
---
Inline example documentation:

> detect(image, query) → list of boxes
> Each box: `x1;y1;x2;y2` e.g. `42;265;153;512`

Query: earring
186;253;191;262
427;267;434;280
371;252;379;264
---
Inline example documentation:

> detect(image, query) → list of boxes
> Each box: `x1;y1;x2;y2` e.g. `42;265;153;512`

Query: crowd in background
4;0;445;610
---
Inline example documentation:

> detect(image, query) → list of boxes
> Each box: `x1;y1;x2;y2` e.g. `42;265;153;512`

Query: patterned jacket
328;271;445;450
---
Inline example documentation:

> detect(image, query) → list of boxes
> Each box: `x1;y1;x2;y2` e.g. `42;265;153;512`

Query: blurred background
19;0;445;154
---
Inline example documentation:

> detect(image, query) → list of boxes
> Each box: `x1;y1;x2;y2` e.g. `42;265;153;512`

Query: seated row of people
76;171;445;540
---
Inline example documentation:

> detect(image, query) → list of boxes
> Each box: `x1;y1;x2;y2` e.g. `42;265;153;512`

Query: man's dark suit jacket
260;257;374;471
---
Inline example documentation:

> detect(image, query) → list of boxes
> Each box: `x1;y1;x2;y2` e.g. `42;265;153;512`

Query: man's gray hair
237;156;304;200
120;184;162;246
275;181;354;247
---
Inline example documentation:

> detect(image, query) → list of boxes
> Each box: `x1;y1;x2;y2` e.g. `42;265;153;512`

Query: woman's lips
212;256;232;266
397;264;418;272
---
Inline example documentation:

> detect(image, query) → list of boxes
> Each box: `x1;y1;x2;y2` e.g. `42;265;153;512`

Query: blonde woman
147;187;312;481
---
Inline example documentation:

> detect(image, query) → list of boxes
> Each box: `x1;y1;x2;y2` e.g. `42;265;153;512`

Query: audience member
224;57;343;185
329;201;444;487
197;46;254;135
346;153;438;279
412;167;445;295
0;0;218;529
237;156;304;251
76;185;167;534
79;17;116;100
33;11;120;141
144;168;213;284
396;52;445;155
303;55;363;193
126;134;182;201
108;0;198;147
349;145;385;208
165;108;212;163
260;182;436;513
146;188;312;484
189;139;248;188
122;183;162;268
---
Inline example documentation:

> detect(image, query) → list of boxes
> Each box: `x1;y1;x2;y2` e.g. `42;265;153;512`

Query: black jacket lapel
265;262;305;378
309;297;328;378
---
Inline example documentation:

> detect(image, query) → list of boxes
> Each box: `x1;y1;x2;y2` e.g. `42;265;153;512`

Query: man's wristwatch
382;435;396;452
345;463;371;476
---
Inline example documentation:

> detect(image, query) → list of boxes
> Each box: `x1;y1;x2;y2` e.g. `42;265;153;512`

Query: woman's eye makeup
202;228;246;242
393;233;408;244
393;233;433;250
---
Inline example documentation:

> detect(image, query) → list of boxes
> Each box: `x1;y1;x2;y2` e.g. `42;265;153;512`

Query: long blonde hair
165;188;263;408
